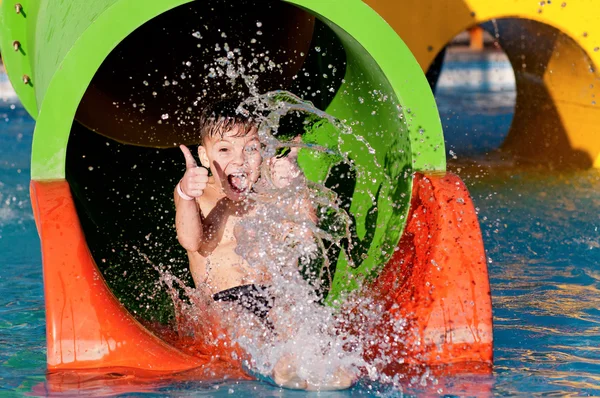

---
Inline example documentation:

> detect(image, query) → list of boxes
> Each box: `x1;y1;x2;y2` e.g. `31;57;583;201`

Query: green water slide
0;0;444;317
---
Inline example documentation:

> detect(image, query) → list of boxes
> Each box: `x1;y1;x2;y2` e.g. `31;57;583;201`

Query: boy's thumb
179;145;198;169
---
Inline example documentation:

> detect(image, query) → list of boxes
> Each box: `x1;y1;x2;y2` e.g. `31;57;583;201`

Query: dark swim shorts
212;284;274;323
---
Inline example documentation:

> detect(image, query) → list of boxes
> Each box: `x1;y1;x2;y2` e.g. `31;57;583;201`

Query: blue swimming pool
1;53;600;395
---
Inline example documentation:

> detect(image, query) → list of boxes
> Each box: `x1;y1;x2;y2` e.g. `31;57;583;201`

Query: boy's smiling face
198;125;262;202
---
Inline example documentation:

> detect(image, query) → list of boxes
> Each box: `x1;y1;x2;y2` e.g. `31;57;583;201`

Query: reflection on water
0;94;45;395
457;163;600;395
439;45;600;395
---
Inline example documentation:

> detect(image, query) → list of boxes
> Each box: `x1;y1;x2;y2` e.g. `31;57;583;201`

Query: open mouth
227;173;249;194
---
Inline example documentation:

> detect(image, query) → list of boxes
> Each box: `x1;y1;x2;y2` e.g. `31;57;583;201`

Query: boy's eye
219;147;229;152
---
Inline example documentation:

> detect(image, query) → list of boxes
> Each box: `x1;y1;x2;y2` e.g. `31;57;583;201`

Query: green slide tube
0;0;444;310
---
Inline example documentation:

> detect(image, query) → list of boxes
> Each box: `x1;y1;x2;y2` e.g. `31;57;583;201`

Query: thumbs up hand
178;145;209;199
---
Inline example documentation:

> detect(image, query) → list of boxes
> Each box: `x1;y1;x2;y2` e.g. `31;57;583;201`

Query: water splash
136;39;430;391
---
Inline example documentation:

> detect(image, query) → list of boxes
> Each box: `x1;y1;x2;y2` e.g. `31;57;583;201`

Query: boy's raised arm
270;146;317;224
175;145;209;252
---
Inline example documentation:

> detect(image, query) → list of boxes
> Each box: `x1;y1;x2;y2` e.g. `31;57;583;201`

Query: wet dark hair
198;99;258;143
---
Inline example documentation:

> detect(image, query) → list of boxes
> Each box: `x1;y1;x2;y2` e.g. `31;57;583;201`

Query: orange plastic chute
367;172;493;371
30;179;208;372
30;172;492;380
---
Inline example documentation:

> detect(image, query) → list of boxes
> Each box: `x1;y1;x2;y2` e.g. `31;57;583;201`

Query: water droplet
256;21;262;27
161;114;169;120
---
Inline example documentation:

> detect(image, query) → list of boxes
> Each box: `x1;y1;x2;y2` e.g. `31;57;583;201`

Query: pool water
1;51;600;395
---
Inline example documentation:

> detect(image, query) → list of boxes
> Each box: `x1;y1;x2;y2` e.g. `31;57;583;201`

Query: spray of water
132;38;438;391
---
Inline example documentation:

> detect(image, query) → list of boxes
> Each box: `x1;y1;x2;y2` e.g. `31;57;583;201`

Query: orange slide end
369;172;493;371
30;172;491;382
30;179;206;373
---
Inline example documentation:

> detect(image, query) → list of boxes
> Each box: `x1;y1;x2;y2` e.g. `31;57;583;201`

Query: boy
174;101;354;390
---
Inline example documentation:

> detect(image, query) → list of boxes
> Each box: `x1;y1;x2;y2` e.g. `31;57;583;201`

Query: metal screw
22;74;30;84
13;41;20;51
15;3;22;14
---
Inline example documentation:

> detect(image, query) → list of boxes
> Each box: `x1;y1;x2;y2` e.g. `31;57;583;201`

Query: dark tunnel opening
66;0;348;323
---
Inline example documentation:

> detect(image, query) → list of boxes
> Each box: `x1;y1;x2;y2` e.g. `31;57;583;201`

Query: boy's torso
188;181;269;294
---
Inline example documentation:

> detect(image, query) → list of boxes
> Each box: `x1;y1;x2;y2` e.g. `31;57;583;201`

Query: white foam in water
232;179;365;386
